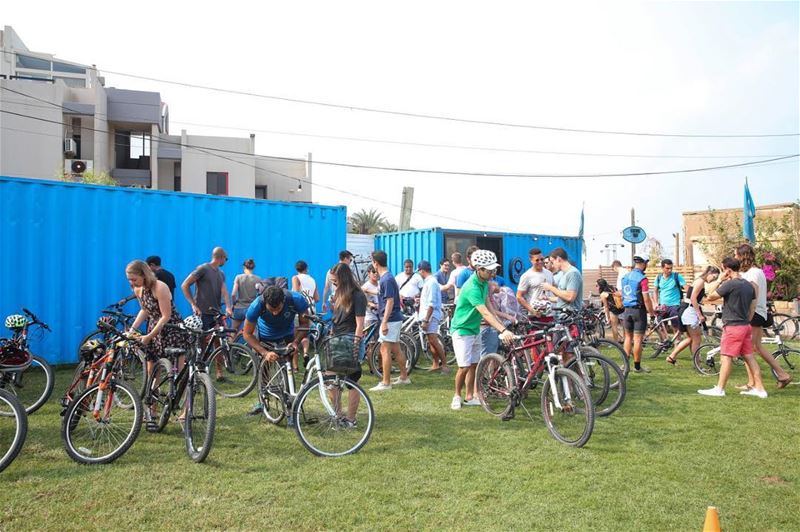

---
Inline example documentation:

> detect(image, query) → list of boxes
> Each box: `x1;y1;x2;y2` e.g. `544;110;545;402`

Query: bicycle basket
0;339;32;371
321;334;360;374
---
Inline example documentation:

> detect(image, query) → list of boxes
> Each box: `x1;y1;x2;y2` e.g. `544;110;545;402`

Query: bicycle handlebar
22;308;50;330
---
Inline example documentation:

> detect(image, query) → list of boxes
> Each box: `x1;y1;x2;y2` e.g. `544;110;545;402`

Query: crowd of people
123;240;791;420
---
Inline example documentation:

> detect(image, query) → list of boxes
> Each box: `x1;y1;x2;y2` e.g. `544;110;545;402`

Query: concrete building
0;26;311;201
682;202;800;265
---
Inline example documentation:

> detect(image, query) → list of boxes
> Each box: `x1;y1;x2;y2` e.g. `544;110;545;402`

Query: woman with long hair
665;266;720;365
735;244;792;388
596;278;623;342
329;262;366;423
231;258;261;332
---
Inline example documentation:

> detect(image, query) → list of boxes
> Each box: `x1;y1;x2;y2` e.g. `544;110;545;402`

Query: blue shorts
232;307;247;321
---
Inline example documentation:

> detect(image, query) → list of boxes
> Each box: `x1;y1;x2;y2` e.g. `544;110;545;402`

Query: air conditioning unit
64;159;93;175
64;138;77;156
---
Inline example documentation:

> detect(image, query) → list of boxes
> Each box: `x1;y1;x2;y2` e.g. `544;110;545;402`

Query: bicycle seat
164;347;186;356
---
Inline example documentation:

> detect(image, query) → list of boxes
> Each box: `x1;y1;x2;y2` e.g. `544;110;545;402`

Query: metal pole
673;232;680;266
631;208;636;264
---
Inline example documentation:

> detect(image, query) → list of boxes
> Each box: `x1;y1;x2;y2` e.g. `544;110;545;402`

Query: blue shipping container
0;176;346;364
374;227;583;289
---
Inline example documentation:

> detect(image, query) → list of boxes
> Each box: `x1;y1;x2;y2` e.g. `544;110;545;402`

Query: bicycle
580;305;630;378
60;321;144;465
0;308;55;415
256;320;374;457
202;310;259;398
642;310;721;359
0;342;29;473
144;319;217;463
476;326;595;447
693;320;800;380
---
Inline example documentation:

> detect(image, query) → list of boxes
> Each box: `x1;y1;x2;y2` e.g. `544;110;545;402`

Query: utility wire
4;50;795;138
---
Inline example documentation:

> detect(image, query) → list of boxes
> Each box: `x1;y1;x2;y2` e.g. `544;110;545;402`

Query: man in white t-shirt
516;247;554;316
395;259;424;300
612;260;630;291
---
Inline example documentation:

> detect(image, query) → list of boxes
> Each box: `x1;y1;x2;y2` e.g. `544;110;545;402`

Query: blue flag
579;203;586;258
743;179;756;243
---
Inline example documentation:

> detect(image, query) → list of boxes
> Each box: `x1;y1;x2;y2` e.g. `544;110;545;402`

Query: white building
0;26;312;201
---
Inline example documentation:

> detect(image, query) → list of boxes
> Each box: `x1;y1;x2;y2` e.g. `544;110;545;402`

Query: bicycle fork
545;354;571;411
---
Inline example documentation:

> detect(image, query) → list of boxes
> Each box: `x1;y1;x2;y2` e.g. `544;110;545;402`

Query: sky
3;1;799;266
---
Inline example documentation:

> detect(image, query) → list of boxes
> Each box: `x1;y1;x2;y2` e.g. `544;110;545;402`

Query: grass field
2;352;799;531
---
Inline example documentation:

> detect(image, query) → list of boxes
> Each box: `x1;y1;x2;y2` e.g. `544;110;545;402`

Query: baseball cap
416;260;432;272
633;254;649;264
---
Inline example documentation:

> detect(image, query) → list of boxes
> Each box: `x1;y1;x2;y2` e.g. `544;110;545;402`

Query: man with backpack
242;285;310;421
654;259;685;339
620;255;656;373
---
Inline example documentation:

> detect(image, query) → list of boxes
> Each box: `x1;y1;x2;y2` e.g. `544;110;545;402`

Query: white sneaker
740;388;768;399
450;396;462;410
463;398;481;406
392;377;412;386
698;386;725;397
370;382;392;392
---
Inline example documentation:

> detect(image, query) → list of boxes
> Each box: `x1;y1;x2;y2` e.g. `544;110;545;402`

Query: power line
2;98;797;180
4;50;793;138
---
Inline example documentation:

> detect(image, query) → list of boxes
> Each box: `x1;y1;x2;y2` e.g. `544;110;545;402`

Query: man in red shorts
698;257;767;398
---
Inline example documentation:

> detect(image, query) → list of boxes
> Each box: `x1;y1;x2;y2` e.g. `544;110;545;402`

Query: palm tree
348;208;392;234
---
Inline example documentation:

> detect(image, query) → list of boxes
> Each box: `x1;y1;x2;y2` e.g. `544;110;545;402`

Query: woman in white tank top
292;260;320;365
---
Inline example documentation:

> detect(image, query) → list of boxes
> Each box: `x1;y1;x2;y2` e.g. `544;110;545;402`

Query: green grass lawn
2;353;799;531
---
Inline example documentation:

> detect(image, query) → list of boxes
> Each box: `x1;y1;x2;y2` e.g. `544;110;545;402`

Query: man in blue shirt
434;258;452;304
370;250;411;391
242;285;309;419
455;245;479;291
654;259;685;338
418;260;449;373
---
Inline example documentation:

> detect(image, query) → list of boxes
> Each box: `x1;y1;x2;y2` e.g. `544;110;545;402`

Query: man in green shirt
450;250;513;410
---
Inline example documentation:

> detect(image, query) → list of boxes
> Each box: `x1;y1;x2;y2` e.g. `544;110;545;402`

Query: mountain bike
144;321;216;463
257;322;374;457
476;327;594;447
642;310;721;359
61;321;143;465
0;308;54;415
0;344;29;473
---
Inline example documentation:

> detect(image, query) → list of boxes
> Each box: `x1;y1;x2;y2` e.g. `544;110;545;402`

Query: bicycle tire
0;388;27;473
207;344;258;398
115;347;147;409
400;332;418;371
774;316;799;340
567;350;626;417
691;343;743;376
589;338;630;379
257;359;287;424
475;353;514;418
644;338;667;359
765;313;792;338
6;354;55;415
185;372;216;463
368;336;415;379
442;333;456;366
540;367;594;448
771;348;799;383
62;379;142;465
293;375;374;457
146;358;173;433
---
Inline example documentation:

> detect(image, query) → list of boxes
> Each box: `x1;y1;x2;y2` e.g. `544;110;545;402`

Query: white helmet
471;249;500;270
183;315;203;330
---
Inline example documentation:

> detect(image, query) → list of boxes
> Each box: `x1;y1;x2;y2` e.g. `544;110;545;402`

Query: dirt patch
760;476;789;485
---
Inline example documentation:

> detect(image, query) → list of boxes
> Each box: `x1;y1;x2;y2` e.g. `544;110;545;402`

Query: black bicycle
0;343;29;473
0;308;54;415
144;320;216;463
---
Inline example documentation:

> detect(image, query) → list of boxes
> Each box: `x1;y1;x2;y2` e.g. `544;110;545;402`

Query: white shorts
452;332;482;368
378;320;402;343
681;305;701;330
420;316;440;335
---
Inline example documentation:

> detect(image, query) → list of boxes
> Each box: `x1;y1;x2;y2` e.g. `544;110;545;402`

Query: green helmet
4;314;27;331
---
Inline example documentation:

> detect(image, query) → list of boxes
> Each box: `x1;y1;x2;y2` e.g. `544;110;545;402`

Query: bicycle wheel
184;372;216;463
115;347;146;409
775;316;799;340
207;344;258;398
146;358;173;432
0;388;27;473
590;339;629;379
771;348;800;382
62;380;142;465
567;350;626;417
293;376;374;457
7;354;54;415
540;367;594;448
399;332;418;372
442;334;456;366
643;338;666;359
369;337;415;379
475;354;514;417
692;343;722;376
257;359;287;424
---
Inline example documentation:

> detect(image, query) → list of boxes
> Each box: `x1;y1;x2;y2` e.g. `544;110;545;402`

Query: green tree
348;208;395;234
58;168;118;186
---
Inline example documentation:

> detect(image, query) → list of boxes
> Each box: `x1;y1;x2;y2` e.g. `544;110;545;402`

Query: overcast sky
4;1;799;265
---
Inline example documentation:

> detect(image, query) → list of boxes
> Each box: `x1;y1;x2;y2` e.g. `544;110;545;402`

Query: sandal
777;375;793;389
666;355;677;366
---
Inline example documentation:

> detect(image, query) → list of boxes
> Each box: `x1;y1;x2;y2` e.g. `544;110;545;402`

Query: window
54;76;86;88
129;132;151;159
16;54;51;70
174;162;181;192
53;61;86;74
255;185;267;199
207;172;228;196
